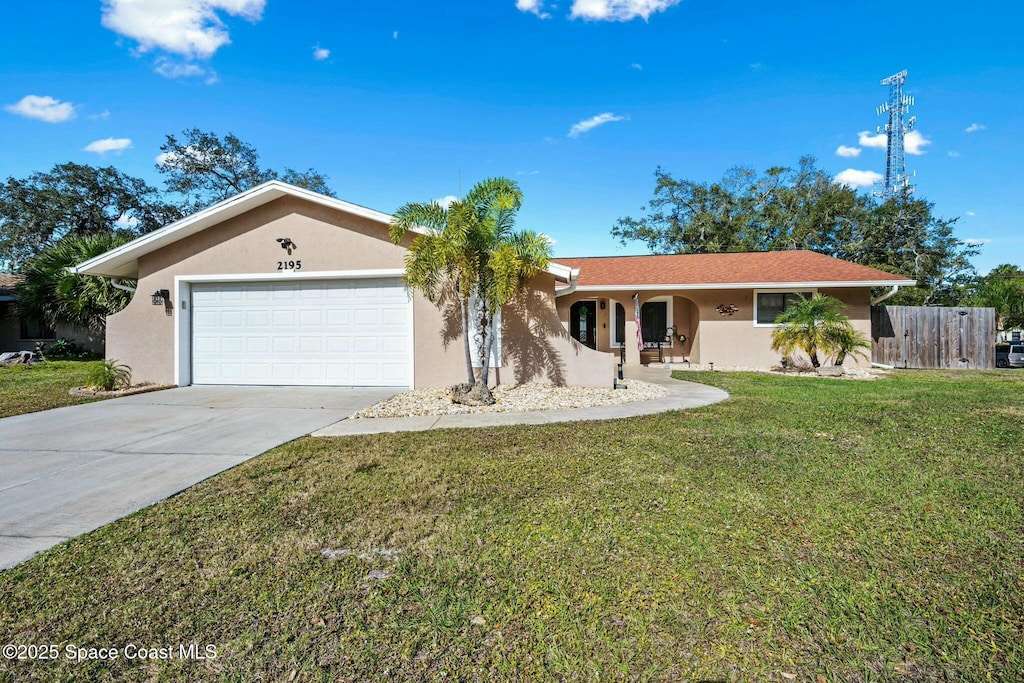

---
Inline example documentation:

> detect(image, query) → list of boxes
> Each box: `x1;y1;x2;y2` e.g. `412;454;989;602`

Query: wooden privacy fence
871;305;996;370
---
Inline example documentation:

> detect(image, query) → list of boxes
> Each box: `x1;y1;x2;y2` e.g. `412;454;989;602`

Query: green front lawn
1;370;1022;680
0;359;104;418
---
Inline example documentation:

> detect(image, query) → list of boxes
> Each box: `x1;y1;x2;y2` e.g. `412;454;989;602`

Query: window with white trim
755;291;813;325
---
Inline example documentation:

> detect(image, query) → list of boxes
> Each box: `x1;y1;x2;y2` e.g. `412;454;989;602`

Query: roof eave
572;280;915;291
74;180;573;281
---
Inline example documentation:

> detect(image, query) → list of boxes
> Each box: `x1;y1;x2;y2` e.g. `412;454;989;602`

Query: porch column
624;319;641;365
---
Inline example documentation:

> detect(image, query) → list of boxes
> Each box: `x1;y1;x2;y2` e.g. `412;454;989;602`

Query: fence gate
871;305;996;370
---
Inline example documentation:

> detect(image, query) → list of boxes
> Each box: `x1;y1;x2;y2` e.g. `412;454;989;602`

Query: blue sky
1;0;1021;273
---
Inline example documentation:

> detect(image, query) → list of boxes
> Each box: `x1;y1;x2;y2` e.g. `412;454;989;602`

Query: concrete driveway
0;385;396;569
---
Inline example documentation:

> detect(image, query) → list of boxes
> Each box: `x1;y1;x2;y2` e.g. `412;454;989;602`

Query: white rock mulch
350;380;669;419
669;363;887;380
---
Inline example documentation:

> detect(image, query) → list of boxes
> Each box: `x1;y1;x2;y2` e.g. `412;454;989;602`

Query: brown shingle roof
555;250;913;288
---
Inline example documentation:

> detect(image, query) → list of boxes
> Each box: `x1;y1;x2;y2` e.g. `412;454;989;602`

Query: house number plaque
277;260;302;271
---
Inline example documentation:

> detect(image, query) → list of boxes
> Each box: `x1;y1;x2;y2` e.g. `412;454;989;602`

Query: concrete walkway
313;366;728;437
0;386;396;569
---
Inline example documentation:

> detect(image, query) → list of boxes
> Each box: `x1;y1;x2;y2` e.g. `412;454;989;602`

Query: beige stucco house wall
556;286;874;368
102;192;613;389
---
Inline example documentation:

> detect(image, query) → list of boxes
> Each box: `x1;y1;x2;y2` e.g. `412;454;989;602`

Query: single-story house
0;274;103;355
74;181;913;389
554;251;914;369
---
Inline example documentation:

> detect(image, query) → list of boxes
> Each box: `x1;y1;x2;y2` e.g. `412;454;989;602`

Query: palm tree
769;294;850;368
830;323;871;366
14;232;136;334
390;178;551;393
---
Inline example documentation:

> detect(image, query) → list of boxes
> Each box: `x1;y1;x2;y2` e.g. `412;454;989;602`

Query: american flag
633;292;644;352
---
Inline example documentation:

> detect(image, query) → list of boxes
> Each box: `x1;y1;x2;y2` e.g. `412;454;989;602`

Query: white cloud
154;58;209;80
101;0;265;60
748;62;763;70
904;130;930;155
965;122;986;133
833;169;883;189
516;0;551;18
89;110;112;121
434;195;458;209
568;112;626;138
393;31;399;39
570;0;683;21
964;238;991;247
630;63;643;70
83;137;133;154
4;95;76;123
835;145;861;158
313;46;330;61
857;130;887;149
115;213;140;230
966;211;976;217
948;150;961;158
516;170;541;176
155;145;219;167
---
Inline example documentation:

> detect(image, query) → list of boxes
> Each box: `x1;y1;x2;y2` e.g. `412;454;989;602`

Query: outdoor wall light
277;237;296;255
600;300;606;310
151;289;170;306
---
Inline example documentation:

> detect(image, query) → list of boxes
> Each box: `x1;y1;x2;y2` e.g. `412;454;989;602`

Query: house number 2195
278;260;302;271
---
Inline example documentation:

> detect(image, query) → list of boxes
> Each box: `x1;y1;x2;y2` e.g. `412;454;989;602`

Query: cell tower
876;69;916;198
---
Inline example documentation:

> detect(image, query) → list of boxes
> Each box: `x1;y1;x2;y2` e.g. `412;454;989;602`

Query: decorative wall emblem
716;304;739;317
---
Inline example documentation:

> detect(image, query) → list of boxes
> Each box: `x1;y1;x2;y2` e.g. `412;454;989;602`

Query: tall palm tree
769;294;850;368
390;178;551;391
14;232;136;334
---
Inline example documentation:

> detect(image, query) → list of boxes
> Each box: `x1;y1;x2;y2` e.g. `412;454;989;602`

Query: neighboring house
997;328;1022;343
0;273;103;354
74;182;913;389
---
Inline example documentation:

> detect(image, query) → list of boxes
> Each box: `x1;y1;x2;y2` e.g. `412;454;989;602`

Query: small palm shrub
770;294;871;367
86;360;132;392
830;324;871;366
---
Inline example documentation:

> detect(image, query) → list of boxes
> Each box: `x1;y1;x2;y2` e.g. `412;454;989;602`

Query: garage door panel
191;279;410;387
273;337;295;353
220;337;243;353
326;336;351;353
298;336;322;353
246;310;270;327
272;310;296;326
327;310;352;327
299;309;322;327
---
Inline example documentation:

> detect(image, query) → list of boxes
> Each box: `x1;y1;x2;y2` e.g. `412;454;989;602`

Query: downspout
110;278;137;293
554;269;579;297
870;285;901;370
871;285;900;305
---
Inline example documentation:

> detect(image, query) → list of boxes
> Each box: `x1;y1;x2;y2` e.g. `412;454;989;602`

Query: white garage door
191;279;411;387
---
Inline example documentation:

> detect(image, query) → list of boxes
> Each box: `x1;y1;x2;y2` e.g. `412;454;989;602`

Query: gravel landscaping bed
669;363;888;380
351;379;669;418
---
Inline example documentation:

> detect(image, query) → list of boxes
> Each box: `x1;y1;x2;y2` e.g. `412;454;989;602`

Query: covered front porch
556;290;701;367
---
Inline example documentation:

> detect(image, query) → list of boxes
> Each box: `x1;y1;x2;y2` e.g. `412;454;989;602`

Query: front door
570;300;597;350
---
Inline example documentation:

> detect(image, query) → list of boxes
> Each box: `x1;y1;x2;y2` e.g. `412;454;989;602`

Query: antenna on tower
875;69;916;199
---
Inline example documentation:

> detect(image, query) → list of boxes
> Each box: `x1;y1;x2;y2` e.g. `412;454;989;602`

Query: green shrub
85;360;132;391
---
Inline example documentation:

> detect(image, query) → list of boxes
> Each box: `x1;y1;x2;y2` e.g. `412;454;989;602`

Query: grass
1;369;1022;681
0;359;105;418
